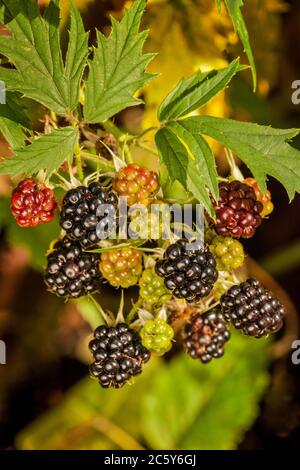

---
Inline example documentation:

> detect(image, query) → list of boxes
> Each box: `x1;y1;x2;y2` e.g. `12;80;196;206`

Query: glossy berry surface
209;235;244;271
114;163;159;206
60;181;118;248
183;309;230;363
89;323;150;388
140;317;174;356
220;278;285;338
155;239;218;302
44;236;102;298
99;247;143;288
244;177;274;217
11;178;56;227
139;268;171;305
213;181;263;239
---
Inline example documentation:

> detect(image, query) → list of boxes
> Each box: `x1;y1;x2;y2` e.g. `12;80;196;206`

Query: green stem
75;144;84;182
80;150;115;169
125;299;143;324
136;141;159;157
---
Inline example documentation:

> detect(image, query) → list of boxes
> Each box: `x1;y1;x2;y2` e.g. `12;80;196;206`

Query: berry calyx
44;236;102;298
89;323;150;388
60;181;118;248
212;180;263;239
220;278;285;338
11;178;56;227
140;317;174;356
182;309;230;363
155;239;218;302
209;234;245;271
96;132;119;159
114;163;159;206
244;177;274;217
99;247;143;288
139;267;172;305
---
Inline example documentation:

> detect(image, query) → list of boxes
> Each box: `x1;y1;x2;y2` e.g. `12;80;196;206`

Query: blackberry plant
0;0;295;389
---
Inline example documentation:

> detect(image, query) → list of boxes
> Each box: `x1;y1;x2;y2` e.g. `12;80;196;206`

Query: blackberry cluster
89;323;151;388
155;239;218;302
139;268;171;305
11;178;56;227
213;181;263;239
114;163;159;206
220;278;285;338
44;237;102;298
60;181;118;248
100;247;143;288
183;309;230;363
140;317;174;355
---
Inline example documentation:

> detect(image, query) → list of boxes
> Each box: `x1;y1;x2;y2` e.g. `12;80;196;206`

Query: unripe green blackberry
99;247;143;288
139;268;172;305
140;317;174;356
209;235;244;271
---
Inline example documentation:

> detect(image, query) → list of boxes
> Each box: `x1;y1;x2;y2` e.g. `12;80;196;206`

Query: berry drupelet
44;236;102;298
213;180;263;239
11;178;56;227
114;163;159;206
60;181;118;248
155;239;218;302
220;278;285;338
183;309;230;363
244;177;274;217
140;317;174;355
89;323;151;388
99;247;143;288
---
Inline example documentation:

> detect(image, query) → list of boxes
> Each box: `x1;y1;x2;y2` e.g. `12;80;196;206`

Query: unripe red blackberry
10;178;56;227
114;163;159;206
183;309;230;363
99;247;143;288
44;237;102;298
220;278;285;338
209;235;244;271
155;239;218;302
213;181;263;239
89;323;150;388
244;177;274;217
60;181;118;248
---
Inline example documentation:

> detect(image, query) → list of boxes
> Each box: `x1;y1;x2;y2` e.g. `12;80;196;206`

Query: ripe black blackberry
60;182;118;248
183;309;230;363
44;237;102;298
89;323;151;389
220;278;285;338
155;239;218;302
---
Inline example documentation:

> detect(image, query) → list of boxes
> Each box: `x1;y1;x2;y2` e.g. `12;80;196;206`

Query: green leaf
155;125;218;217
83;0;156;123
185;115;300;199
141;331;270;450
158;58;244;122
224;0;256;91
0;196;60;271
0;126;79;177
0;93;30;148
0;0;88;115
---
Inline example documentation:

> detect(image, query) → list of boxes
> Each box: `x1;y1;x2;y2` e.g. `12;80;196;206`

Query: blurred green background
0;0;300;450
